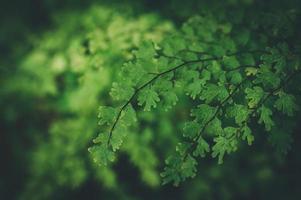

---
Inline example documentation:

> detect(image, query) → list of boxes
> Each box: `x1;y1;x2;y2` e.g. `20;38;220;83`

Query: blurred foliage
1;0;301;200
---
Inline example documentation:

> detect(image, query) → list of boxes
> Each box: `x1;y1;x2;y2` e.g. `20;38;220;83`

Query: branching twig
248;69;301;118
107;58;214;145
183;79;247;159
107;50;267;145
183;69;300;161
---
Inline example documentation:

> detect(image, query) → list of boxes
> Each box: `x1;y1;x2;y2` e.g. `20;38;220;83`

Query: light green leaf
138;87;160;111
162;90;178;110
135;41;156;60
121;61;147;85
212;131;238;164
88;145;115;166
205;117;223;136
121;104;137;126
245;86;264;108
110;82;134;101
98;106;118;126
193;137;210;157
111;124;127;151
200;84;229;103
227;104;249;125
258;106;274;131
162;35;187;56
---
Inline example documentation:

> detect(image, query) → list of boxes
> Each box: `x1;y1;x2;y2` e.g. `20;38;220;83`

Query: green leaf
122;61;147;85
245;86;264;108
110;124;127;151
200;84;229;103
208;61;222;78
245;67;258;76
223;56;240;70
121;104;137;126
138;87;160;111
185;69;211;99
136;57;156;72
224;127;237;138
186;79;203;99
229;71;243;84
98;106;118;126
193;137;210;157
92;132;108;144
161;154;182;186
162;90;178;111
176;142;190;156
182;69;199;81
153;78;173;93
254;65;280;88
88;145;115;166
258;106;274;131
227;104;249;125
241;125;254;145
183;121;200;139
161;153;197;186
205;117;223;136
110;82;134;101
162;35;187;56
210;45;226;57
156;56;170;71
153;78;177;110
261;47;287;73
221;37;236;52
274;92;298;116
135;41;156;60
180;155;197;179
191;104;216;126
212;129;238;164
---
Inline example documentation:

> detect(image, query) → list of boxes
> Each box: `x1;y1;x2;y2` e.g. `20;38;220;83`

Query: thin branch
182;68;300;161
183;79;247;159
223;70;301;143
107;58;211;145
248;69;301;118
107;50;266;145
228;70;301;146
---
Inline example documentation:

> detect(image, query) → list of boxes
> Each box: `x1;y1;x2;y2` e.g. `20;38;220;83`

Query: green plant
91;11;301;186
3;1;301;199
